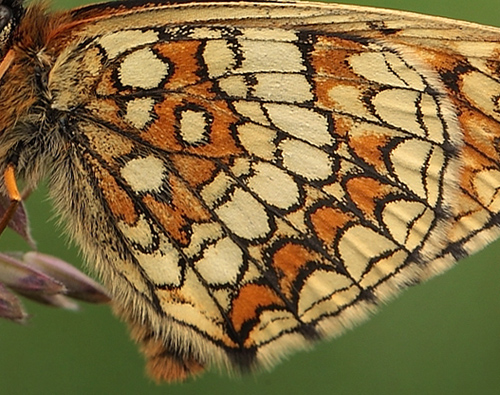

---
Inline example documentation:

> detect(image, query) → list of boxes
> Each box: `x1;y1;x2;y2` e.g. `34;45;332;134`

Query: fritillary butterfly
0;0;500;384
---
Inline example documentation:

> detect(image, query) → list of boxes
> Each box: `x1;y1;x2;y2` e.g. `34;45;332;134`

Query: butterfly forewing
1;0;500;381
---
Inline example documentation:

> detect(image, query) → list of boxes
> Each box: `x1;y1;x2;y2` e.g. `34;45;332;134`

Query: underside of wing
39;1;500;381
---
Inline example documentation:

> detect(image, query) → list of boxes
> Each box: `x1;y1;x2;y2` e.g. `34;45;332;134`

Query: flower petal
0;283;28;323
0;252;65;296
23;252;110;303
0;194;35;248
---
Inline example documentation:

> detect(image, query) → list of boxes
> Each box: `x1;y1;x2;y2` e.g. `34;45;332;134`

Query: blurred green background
1;0;500;394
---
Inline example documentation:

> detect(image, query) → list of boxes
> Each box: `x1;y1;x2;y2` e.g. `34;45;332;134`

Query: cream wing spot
300;288;361;327
216;188;270;240
161;270;222;331
136;239;182;287
383;52;426;91
390;139;432;199
338;225;398;281
382;200;424;244
98;29;159;59
349;51;411;88
203;39;236;78
360;249;408;288
253;74;313;103
424;146;445;207
238;40;305;73
327;85;377;121
265;103;332;146
212;289;231;311
452;41;500;59
218;75;249;97
381;200;434;250
117;215;153;248
237;123;276;160
280;139;332;180
298;270;352;317
452;210;492;244
461;71;500;120
233;101;270;125
230;157;251;178
190;27;223;39
474;169;500;210
241;261;262;285
372;88;423;134
178;108;211;145
201;172;235;208
115;258;150;295
404;208;435;252
183;222;223;259
119;48;169;89
420;93;445;144
196;237;243;285
247;162;299;209
124;97;155;129
250;311;299;345
240;27;298;42
121;155;166;193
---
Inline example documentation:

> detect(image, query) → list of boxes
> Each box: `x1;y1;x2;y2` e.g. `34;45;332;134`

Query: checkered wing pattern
2;0;500;381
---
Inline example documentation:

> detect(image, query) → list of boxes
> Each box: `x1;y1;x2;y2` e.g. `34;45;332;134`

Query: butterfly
1;0;500;383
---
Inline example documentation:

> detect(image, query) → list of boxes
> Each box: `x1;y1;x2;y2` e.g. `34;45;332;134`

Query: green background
1;0;500;394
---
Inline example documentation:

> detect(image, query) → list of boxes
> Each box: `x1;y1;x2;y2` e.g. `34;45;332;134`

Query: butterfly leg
0;164;21;236
0;49;15;82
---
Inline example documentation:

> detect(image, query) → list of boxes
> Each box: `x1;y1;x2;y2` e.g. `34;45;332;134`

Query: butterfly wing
9;0;500;381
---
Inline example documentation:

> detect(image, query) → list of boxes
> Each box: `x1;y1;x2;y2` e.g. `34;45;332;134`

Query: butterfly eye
0;5;11;32
0;4;13;55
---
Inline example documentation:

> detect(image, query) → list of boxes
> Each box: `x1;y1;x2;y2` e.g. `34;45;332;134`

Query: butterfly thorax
0;2;82;191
